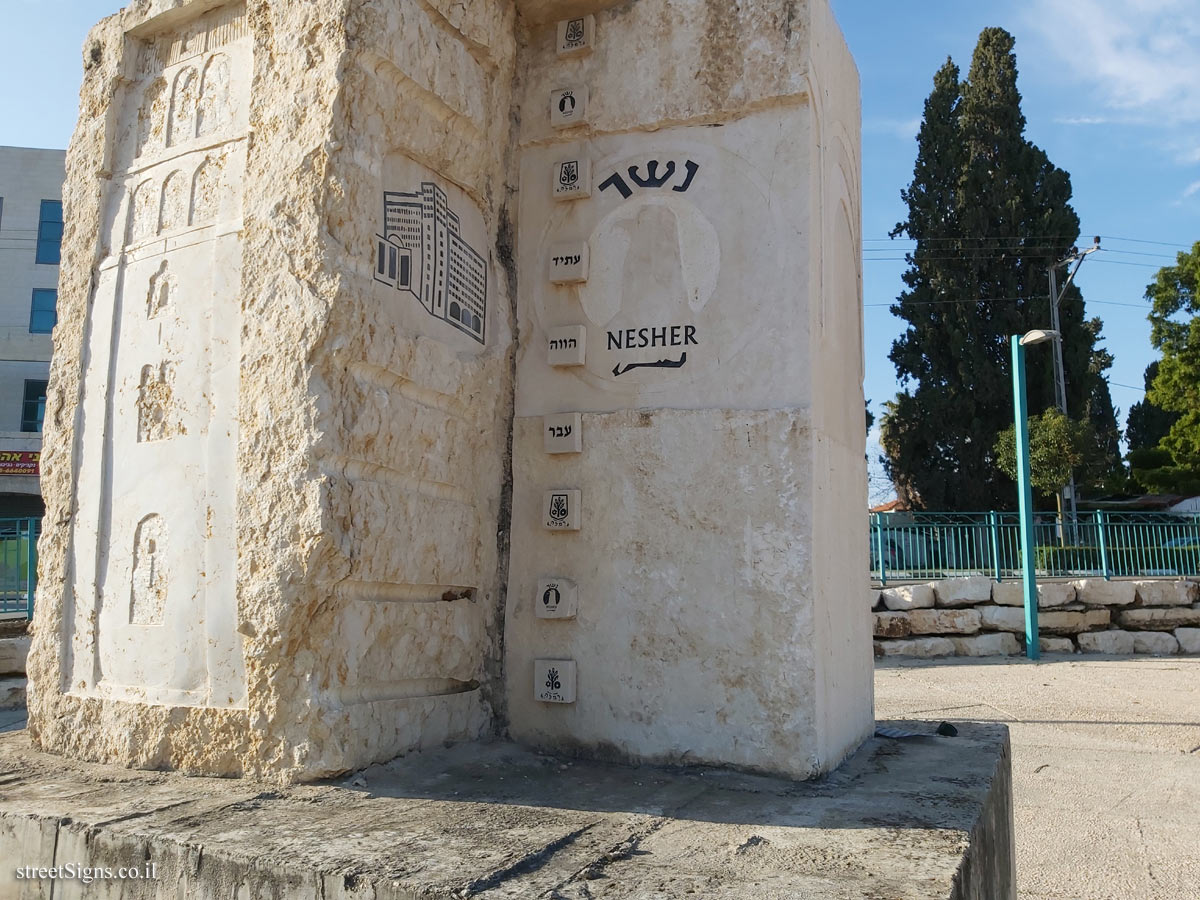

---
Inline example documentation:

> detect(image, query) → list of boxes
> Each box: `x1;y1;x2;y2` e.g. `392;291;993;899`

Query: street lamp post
1011;329;1060;661
1048;237;1101;538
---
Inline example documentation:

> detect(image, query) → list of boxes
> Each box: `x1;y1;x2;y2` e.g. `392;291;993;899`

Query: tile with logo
550;86;588;129
534;658;577;703
543;489;581;530
535;577;578;619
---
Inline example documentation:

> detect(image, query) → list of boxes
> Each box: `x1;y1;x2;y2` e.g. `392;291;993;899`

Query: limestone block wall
503;0;872;779
29;0;518;781
871;577;1200;657
29;0;871;784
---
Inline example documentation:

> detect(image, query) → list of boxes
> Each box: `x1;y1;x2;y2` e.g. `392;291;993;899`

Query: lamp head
1019;329;1061;346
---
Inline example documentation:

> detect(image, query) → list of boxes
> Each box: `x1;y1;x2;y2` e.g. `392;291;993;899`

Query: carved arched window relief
129;513;168;626
159;169;188;233
190;155;223;226
167;67;198;148
196;53;231;139
134;77;167;160
126;179;157;246
147;261;173;318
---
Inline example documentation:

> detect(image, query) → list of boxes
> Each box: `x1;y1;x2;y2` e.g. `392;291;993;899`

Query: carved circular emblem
534;141;782;393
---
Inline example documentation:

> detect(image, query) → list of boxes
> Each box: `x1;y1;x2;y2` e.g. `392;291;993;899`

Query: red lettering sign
0;451;40;476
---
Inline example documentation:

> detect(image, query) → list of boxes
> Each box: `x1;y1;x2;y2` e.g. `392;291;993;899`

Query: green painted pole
1011;336;1040;660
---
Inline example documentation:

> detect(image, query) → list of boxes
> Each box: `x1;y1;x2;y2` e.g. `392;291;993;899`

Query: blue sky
3;1;1198;504
829;0;1200;502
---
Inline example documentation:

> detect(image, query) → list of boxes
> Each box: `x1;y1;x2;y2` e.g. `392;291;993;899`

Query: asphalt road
875;655;1200;900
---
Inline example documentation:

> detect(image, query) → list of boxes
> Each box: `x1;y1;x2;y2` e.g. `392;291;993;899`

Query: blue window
21;380;47;433
29;289;57;334
35;200;63;265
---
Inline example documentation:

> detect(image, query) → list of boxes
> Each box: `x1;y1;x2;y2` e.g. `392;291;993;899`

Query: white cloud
863;116;922;142
1024;0;1200;164
1181;179;1200;201
1054;115;1111;126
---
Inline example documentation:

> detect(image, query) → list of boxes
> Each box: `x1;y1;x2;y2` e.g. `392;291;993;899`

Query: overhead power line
864;234;1192;249
863;297;1151;310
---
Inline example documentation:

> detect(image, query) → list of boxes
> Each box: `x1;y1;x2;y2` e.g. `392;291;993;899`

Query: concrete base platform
0;722;1014;899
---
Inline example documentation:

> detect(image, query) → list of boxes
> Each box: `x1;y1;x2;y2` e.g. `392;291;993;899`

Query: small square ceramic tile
550;86;588;129
552;156;591;200
556;15;595;56
536;577;578;619
549;242;589;283
547;325;586;366
544;412;582;454
543;489;581;530
534;658;577;703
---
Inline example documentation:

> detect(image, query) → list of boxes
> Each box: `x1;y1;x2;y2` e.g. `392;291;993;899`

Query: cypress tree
1125;362;1178;452
882;27;1120;510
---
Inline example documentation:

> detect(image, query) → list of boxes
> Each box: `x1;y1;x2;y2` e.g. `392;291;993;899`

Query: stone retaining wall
872;576;1200;658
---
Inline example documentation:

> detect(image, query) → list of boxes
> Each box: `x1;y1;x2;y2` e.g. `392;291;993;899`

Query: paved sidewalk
876;655;1200;900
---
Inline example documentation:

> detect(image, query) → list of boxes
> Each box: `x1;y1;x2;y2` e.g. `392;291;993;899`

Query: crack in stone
456;822;599;896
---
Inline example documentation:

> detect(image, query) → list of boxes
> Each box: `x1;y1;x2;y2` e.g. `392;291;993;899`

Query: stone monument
28;0;872;783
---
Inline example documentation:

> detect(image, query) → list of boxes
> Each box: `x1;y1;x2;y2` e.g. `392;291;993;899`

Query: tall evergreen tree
1125;362;1178;451
881;28;1120;510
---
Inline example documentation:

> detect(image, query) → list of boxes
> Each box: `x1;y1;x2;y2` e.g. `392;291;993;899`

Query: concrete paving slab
0;721;1011;899
875;655;1200;900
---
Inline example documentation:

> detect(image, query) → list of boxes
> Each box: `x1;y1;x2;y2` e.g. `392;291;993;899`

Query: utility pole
1048;236;1101;537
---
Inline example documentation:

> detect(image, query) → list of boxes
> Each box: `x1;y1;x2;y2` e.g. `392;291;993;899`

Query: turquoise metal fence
870;511;1200;585
0;517;39;618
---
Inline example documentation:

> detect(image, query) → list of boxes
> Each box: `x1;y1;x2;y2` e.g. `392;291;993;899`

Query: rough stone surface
874;637;956;658
990;583;1026;607
1077;630;1136;654
0;728;1014;900
908;608;982;636
0;636;29;675
0;677;25;710
992;581;1076;608
1037;582;1077;608
1041;610;1110;636
1131;631;1179;655
1176;628;1200;654
1038;637;1075;654
30;0;872;784
933;575;992;607
980;606;1027;633
977;607;1108;636
868;589;882;609
508;410;873;779
29;0;517;782
1117;607;1200;631
874;611;911;639
1133;580;1197;607
881;583;936;611
951;633;1021;657
1069;579;1137;607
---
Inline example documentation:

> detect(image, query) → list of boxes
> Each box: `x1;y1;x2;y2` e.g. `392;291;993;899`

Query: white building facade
0;146;65;521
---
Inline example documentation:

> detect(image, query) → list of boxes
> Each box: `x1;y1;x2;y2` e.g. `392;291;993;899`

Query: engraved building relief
129;514;168;626
373;176;488;345
67;2;252;709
